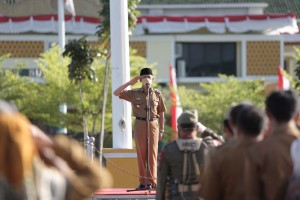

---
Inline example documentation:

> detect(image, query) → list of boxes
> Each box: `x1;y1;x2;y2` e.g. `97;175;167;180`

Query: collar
180;134;195;139
140;87;153;93
269;122;300;136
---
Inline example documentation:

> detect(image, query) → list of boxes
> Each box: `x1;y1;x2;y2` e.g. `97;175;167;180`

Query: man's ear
266;110;272;120
294;111;300;126
152;76;155;81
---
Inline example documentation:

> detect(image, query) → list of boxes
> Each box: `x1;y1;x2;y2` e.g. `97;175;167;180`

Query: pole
58;0;65;49
110;0;132;148
146;87;151;189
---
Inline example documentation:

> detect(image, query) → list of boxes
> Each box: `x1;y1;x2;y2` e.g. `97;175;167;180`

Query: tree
0;55;36;112
177;75;265;133
294;48;300;89
62;37;98;146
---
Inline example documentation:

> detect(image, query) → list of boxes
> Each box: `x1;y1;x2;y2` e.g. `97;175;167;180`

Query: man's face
140;75;154;85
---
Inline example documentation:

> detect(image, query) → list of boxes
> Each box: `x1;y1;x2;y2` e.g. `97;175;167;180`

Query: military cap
140;68;153;76
177;110;197;130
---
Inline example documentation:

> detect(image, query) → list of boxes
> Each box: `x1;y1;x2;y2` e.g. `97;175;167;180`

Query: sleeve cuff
197;122;207;133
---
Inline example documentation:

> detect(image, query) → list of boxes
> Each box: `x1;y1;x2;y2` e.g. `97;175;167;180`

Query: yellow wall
102;148;139;188
0;41;44;58
247;41;280;75
146;39;172;80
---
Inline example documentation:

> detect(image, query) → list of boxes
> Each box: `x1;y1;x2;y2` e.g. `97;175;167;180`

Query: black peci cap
140;68;153;76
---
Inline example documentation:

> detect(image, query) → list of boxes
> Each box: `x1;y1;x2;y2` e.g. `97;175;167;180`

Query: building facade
0;0;299;88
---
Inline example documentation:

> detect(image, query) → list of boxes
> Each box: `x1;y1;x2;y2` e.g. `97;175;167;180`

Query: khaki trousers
134;119;159;186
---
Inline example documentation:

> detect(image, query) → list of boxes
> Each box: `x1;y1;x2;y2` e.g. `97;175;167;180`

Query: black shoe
136;184;146;190
146;183;154;189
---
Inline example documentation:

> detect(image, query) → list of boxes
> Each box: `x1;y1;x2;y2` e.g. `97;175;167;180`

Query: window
176;42;237;77
19;68;42;78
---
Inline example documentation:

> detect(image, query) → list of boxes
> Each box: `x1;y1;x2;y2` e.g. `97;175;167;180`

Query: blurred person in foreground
244;90;300;200
200;104;265;200
156;111;210;200
0;100;112;200
225;102;253;141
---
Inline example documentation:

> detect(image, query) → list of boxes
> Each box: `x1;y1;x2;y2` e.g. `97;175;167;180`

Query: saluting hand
129;76;140;85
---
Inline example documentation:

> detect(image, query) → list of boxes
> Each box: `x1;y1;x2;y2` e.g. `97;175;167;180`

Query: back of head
266;90;299;122
177;110;197;132
237;105;265;136
228;101;253;126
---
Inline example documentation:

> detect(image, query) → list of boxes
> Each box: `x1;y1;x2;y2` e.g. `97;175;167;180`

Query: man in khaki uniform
114;68;166;189
156;111;209;200
200;104;265;200
244;90;300;200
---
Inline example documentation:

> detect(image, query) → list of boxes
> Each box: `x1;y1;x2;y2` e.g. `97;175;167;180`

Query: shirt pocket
151;98;159;110
133;99;144;109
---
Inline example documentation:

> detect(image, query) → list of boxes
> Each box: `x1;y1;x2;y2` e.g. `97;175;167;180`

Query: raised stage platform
92;188;156;200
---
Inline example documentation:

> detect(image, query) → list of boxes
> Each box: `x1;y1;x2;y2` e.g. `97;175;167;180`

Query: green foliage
177;75;265;133
0;45;152;147
0;65;34;111
294;48;300;89
62;37;98;83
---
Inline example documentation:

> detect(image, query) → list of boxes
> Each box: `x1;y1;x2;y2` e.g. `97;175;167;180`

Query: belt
136;117;158;121
178;183;200;192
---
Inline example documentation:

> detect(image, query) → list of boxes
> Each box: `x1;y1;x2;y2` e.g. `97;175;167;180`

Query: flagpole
110;0;132;148
58;0;65;49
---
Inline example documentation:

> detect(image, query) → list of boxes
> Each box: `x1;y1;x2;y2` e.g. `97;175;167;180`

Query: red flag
278;65;290;90
169;65;182;140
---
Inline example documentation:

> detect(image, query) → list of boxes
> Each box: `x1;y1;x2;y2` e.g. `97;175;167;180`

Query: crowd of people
156;90;300;200
1;67;300;200
114;68;300;199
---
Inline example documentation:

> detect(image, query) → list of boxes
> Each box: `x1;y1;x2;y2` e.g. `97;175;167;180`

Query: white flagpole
58;0;65;49
111;0;132;148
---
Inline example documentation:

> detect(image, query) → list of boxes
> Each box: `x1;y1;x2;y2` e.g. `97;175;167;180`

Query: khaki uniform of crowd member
244;125;300;200
119;87;166;187
200;140;255;200
156;111;209;200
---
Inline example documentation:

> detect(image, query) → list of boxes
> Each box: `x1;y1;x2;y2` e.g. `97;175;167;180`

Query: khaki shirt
119;87;166;118
245;125;300;200
201;140;256;200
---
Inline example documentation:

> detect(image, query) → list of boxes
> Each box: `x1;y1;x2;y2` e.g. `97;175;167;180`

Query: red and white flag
169;65;183;140
64;0;76;16
278;65;290;90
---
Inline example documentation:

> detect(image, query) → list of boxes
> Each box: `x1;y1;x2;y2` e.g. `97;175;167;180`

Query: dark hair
237;105;265;136
140;68;153;76
228;102;253;126
266;90;299;122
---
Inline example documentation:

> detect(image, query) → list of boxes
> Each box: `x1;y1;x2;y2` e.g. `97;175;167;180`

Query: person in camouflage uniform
156;111;209;200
